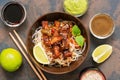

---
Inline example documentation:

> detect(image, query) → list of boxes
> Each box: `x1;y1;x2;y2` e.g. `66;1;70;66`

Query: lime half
33;42;50;64
92;44;112;63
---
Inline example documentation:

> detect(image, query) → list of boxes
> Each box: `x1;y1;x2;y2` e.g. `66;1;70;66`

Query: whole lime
0;48;22;72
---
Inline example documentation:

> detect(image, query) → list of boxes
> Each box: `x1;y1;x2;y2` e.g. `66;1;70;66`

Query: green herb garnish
72;25;85;47
75;35;85;47
72;25;81;36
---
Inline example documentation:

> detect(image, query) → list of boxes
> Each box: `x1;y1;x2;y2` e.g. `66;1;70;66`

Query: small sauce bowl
1;1;27;27
63;0;88;17
89;13;115;39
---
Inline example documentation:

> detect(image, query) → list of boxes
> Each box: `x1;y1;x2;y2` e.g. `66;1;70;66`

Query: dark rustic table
0;0;120;80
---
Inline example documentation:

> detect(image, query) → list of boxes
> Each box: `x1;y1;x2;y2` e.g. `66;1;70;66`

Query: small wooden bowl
26;12;90;74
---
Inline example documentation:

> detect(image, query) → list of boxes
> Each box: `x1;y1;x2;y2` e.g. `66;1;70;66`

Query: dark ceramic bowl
26;12;90;74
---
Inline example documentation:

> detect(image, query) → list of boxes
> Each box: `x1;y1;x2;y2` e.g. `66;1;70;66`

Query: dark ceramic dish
26;12;90;74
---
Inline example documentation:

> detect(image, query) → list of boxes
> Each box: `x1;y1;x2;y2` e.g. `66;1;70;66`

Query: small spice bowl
1;1;27;27
79;67;106;80
89;13;115;39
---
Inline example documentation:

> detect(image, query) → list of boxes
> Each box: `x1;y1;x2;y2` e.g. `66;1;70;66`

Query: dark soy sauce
3;3;24;25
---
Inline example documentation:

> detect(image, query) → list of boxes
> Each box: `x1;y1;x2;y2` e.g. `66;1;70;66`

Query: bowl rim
26;12;90;74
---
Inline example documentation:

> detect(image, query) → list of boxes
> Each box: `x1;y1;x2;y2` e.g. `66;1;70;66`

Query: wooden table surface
0;0;120;80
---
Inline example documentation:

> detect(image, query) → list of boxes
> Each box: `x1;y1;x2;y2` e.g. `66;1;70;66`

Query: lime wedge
33;43;50;64
92;44;112;63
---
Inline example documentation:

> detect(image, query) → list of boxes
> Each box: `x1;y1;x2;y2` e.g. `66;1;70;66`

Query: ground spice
80;69;106;80
91;14;114;37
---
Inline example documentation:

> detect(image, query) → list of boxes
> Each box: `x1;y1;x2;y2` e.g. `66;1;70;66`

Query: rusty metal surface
0;0;120;80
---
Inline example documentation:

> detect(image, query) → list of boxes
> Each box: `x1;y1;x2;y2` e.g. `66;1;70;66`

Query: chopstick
13;30;47;80
9;30;47;80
